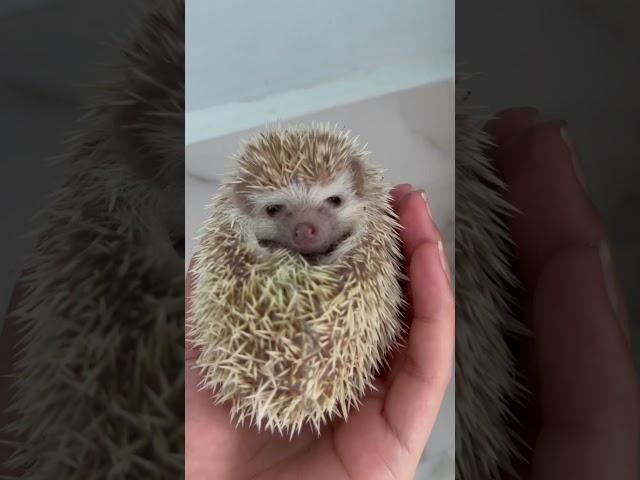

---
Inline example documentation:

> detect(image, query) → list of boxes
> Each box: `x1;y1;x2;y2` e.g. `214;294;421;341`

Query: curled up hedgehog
188;124;406;435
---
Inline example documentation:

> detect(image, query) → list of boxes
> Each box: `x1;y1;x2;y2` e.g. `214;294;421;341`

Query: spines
455;82;526;479
189;126;404;436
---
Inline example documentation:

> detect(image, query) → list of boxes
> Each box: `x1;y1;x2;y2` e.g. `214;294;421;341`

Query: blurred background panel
0;0;136;326
457;0;640;380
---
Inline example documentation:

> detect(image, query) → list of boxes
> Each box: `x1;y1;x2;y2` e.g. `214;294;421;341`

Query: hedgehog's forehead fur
231;125;371;197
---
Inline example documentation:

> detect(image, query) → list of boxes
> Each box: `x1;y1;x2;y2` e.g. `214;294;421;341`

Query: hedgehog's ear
349;157;366;196
231;179;254;214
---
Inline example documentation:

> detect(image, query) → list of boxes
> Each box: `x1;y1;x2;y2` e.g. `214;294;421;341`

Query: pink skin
185;185;454;480
293;222;319;251
485;107;638;479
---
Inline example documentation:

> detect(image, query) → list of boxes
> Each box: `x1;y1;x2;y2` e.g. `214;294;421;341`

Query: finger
484;106;539;160
378;190;445;385
382;240;454;456
496;121;608;291
396;190;442;263
390;184;413;208
490;118;632;467
494;121;630;340
531;245;638;479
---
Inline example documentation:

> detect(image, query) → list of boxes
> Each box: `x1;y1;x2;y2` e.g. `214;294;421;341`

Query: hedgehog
188;124;405;435
2;1;185;478
455;79;527;479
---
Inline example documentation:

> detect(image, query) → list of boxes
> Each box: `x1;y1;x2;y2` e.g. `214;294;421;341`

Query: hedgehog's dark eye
265;204;283;217
326;196;342;207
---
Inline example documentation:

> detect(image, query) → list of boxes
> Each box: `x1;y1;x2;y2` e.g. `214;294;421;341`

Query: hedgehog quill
455;81;527;479
189;124;406;435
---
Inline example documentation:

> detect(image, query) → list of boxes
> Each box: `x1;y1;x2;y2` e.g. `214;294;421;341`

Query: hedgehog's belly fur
190;218;403;434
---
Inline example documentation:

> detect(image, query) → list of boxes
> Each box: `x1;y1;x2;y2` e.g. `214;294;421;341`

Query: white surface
186;0;454;113
186;57;453;144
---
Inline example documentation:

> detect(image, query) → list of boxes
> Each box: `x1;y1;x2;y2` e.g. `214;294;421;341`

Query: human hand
485;108;639;479
185;185;454;480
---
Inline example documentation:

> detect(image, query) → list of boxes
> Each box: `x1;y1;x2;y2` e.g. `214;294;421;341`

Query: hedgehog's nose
294;222;317;246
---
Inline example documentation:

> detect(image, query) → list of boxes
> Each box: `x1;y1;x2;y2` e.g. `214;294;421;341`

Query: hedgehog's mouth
258;232;352;263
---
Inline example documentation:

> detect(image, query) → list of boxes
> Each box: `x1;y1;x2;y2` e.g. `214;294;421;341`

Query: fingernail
417;189;433;219
437;240;451;283
598;241;632;347
560;126;588;192
599;241;618;316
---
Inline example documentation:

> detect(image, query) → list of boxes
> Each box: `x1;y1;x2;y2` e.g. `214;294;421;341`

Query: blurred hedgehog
188;124;405;435
3;1;185;478
455;80;527;479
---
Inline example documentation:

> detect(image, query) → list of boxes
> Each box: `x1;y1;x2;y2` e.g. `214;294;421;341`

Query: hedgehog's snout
293;222;319;249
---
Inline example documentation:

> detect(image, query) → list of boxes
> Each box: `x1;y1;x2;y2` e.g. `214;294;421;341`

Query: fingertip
410;241;451;299
531;245;638;478
485;106;539;134
494;106;539;119
484;107;540;163
393;183;414;192
498;120;570;177
396;189;429;219
391;184;413;207
396;191;441;262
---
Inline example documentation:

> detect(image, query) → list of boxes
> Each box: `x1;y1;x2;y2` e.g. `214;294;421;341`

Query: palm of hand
187;364;398;480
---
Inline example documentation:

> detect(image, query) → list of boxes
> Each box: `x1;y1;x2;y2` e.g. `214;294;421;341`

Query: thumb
531;244;638;479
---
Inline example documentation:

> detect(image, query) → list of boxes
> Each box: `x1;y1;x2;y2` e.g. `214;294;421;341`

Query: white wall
186;0;454;112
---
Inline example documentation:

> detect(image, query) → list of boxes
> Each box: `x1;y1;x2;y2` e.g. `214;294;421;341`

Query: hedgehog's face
241;170;367;263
